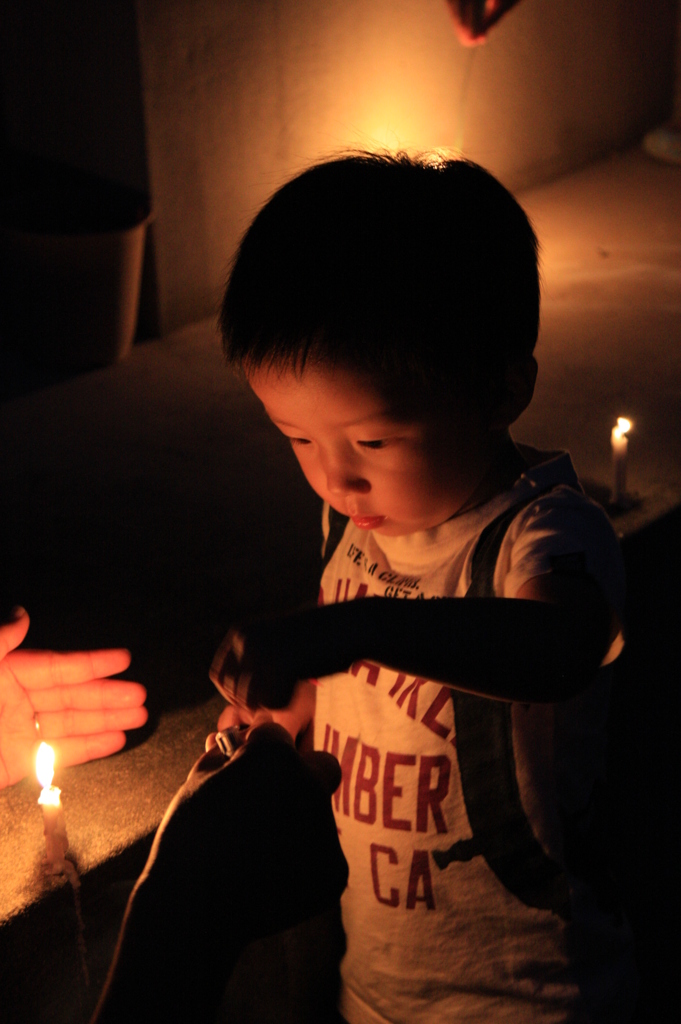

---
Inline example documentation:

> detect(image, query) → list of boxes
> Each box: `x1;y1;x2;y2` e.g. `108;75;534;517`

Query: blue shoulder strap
433;496;572;921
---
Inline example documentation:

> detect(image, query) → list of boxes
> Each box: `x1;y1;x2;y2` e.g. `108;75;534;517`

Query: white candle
611;417;631;506
36;742;69;874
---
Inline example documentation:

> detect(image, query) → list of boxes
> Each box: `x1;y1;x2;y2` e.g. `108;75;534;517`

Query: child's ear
488;356;537;430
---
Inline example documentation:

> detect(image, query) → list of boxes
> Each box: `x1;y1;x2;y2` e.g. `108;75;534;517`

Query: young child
211;154;637;1023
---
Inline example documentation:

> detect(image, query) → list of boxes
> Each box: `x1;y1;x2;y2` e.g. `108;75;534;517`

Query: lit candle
611;417;631;506
36;742;69;874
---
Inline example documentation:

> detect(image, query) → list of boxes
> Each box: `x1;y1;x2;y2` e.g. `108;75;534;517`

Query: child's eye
288;437;310;447
358;440;386;450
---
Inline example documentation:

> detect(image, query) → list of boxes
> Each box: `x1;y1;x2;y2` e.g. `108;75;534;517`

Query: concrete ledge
0;836;151;1023
516;148;681;535
0;698;223;924
0;699;221;1023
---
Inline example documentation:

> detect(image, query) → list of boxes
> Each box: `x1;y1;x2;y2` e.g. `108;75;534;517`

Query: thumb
0;607;30;661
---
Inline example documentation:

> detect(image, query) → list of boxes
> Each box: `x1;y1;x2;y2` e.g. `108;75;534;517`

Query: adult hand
0;607;147;789
446;0;524;45
92;721;346;1023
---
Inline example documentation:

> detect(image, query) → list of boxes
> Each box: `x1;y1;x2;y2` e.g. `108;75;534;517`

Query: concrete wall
135;0;677;333
1;1;678;335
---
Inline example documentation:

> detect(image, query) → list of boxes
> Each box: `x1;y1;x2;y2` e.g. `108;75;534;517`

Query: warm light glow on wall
132;0;679;330
322;37;475;159
349;81;444;155
269;4;477;167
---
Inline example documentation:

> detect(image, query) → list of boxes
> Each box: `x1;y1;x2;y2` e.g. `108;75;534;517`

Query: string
454;47;477;155
63;860;90;993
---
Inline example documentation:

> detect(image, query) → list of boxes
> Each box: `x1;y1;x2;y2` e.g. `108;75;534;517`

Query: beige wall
135;0;677;333
1;1;677;335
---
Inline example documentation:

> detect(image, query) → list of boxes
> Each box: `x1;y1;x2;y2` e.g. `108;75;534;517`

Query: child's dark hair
220;152;539;406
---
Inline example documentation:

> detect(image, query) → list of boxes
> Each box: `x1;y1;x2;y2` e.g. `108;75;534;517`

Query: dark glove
92;723;347;1023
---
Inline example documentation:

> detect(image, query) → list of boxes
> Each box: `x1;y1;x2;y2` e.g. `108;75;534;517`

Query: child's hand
213;680;316;747
209;620;304;711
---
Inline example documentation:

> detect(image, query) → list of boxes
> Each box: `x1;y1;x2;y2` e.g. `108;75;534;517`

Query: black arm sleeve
263;593;611;704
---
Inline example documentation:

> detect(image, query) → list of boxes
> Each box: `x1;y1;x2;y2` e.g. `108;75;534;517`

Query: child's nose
325;466;370;496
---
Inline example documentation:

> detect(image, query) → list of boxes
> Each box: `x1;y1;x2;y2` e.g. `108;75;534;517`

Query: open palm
0;609;147;789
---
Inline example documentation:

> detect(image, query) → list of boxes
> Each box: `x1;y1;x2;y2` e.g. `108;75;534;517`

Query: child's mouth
351;515;386;530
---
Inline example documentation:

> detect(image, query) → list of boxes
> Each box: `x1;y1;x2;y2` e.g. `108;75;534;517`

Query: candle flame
614;417;631;439
36;741;55;789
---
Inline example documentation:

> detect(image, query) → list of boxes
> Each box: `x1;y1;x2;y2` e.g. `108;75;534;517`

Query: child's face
247;362;500;537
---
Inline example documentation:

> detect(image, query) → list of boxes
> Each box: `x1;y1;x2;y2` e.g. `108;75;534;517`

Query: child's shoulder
499;448;625;627
509;445;617;542
462;445;619;577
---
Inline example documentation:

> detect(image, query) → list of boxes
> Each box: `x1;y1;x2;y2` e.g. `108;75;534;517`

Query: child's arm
213;572;614;709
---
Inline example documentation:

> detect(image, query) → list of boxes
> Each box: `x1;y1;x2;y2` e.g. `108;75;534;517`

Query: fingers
7;648;132;689
446;0;486;43
246;719;295;749
249;708;275;732
218;705;295;746
269;679;315;742
30;680;147;712
451;22;488;45
446;0;520;44
0;607;30;661
51;731;129;768
217;703;254;732
35;705;148;738
216;679;314;746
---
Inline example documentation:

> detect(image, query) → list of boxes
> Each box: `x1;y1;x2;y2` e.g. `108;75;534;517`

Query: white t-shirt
313;449;637;1024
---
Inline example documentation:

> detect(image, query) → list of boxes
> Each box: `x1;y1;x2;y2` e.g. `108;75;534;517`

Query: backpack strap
435;492;572;921
321;507;350;574
466;497;536;599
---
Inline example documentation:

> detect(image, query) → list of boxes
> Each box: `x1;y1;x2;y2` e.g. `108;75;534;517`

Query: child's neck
451;434;528;519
